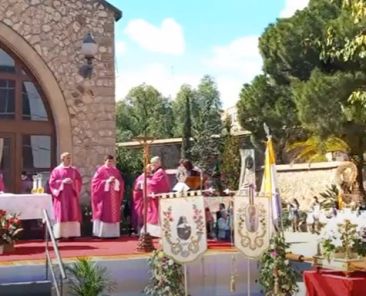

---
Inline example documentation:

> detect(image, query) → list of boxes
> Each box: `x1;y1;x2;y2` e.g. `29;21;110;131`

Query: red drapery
304;270;366;296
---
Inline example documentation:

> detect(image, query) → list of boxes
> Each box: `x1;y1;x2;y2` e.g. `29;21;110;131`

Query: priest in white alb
49;152;82;239
91;154;124;238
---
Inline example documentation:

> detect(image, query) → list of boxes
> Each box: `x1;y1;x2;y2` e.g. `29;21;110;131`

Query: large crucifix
135;135;155;252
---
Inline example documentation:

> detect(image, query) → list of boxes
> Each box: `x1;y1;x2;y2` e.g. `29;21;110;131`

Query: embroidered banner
234;191;271;259
160;194;207;263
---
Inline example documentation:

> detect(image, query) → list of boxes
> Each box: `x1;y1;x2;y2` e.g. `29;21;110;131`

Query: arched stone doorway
0;23;72;193
0;45;56;193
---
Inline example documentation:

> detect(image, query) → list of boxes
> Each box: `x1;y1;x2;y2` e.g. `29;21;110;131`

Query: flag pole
263;123;284;236
184;264;188;296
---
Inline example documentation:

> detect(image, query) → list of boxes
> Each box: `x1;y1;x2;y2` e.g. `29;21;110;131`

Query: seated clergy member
91;155;124;238
145;156;170;237
49;152;82;239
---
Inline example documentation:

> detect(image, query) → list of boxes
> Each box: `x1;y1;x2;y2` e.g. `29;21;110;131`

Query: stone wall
276;162;340;210
0;0;118;201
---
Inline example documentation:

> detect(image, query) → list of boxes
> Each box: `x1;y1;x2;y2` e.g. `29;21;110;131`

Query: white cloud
115;36;263;108
203;36;263;107
124;18;185;55
204;36;261;73
116;63;201;101
115;41;126;55
280;0;310;18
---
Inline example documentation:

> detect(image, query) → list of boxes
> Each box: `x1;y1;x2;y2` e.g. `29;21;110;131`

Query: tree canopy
237;0;366;191
116;84;175;141
236;0;359;158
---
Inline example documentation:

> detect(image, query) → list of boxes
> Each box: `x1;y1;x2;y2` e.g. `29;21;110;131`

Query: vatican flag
262;136;282;229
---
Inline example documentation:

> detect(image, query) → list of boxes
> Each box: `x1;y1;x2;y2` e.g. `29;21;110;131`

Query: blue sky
108;0;309;108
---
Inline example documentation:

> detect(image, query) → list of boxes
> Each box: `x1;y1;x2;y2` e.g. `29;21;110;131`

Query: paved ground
285;231;320;257
285;231;320;296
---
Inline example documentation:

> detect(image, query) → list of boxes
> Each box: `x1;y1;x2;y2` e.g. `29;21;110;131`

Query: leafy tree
116;146;143;200
116;84;175;141
286;135;350;162
293;68;366;193
237;75;301;161
219;116;241;190
116;100;135;141
237;0;343;161
173;85;195;158
190;75;223;174
172;84;198;137
181;91;192;159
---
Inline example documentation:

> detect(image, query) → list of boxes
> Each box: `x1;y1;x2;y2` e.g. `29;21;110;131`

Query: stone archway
0;22;72;156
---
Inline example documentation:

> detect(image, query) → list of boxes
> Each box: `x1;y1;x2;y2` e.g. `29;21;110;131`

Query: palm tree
286;136;350;163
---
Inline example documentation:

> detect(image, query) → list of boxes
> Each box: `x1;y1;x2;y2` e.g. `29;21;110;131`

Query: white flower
333;237;342;248
168;259;174;266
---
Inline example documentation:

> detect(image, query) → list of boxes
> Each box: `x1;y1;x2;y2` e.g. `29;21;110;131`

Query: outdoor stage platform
0;237;261;296
0;237;234;264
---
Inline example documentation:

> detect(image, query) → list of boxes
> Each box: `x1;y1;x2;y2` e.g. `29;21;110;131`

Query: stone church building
0;0;121;199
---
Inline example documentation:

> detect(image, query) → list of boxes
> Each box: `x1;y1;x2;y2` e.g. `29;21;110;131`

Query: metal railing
43;209;66;296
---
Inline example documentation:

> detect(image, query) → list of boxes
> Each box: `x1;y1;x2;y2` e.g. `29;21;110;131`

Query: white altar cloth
0;193;53;220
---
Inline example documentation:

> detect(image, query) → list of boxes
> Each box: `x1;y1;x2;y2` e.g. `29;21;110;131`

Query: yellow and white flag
262;136;282;227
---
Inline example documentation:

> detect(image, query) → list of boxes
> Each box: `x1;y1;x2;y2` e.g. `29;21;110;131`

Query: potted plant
66;258;114;296
259;233;298;296
144;250;185;296
320;209;366;260
0;210;23;253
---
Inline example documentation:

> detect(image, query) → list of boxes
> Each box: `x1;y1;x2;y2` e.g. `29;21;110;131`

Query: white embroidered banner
234;191;271;259
160;194;207;263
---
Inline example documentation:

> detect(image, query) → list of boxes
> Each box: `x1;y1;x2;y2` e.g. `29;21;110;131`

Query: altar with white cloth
0;193;53;220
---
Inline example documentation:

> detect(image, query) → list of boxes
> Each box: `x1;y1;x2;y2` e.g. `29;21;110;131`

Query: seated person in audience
205;207;215;239
182;159;201;177
216;203;226;221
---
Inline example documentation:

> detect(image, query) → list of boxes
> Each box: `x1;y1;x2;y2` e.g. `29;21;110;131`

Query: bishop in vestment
145;156;170;236
49;152;82;239
91;155;124;238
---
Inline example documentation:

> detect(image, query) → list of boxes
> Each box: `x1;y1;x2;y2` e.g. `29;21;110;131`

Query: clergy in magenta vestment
132;174;144;233
0;172;4;193
49;152;82;239
145;156;171;237
91;155;124;238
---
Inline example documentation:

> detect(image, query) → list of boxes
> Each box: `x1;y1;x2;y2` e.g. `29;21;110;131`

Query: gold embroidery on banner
237;203;267;250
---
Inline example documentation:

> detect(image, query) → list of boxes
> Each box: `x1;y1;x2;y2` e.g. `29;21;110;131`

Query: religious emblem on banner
160;194;207;263
234;189;271;259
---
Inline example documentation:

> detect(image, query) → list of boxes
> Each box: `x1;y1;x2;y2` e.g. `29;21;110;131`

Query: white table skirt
0;193;53;220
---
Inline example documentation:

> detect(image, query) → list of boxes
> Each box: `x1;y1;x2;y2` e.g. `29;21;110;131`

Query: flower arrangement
0;210;23;245
259;233;298;296
144;250;185;296
320;209;366;259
